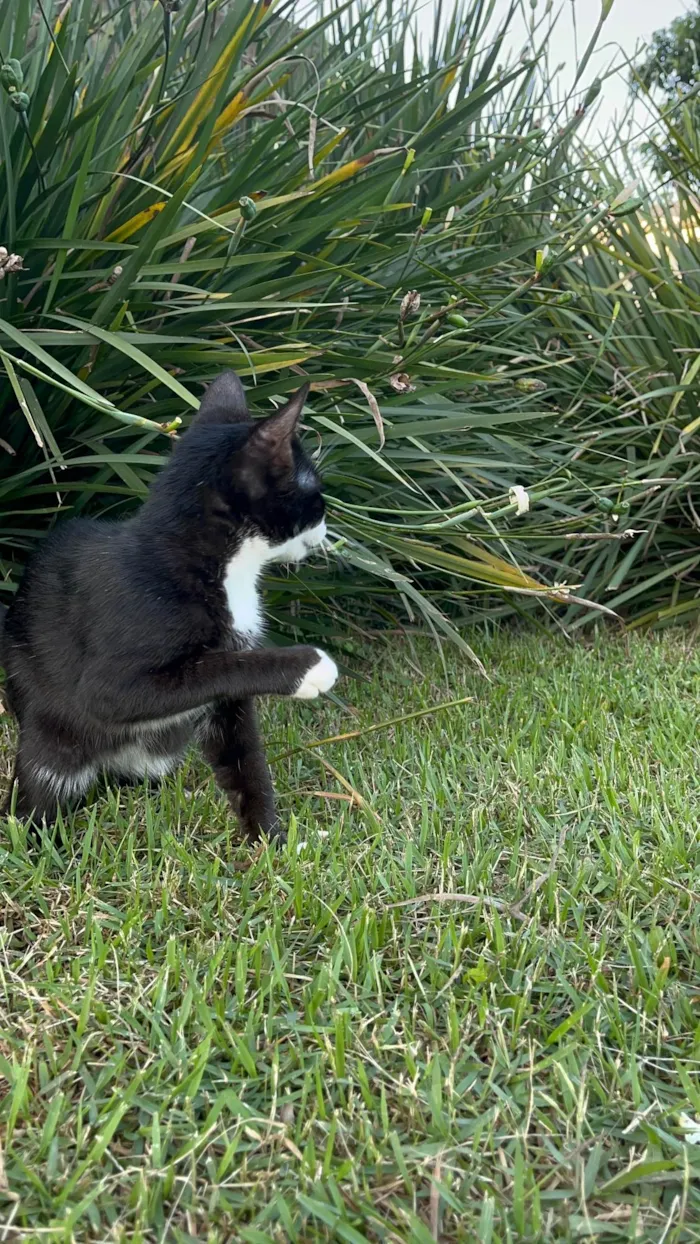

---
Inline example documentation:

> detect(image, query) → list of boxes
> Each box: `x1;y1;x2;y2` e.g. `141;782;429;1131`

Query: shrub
1;0;698;656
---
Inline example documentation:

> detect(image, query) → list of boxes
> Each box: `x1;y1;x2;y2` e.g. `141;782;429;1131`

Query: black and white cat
0;371;338;836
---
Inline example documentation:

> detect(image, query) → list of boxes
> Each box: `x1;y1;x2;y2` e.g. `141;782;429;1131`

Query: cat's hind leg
8;724;96;825
200;699;280;841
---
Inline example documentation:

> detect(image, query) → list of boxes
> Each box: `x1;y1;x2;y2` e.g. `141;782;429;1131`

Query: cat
0;371;338;836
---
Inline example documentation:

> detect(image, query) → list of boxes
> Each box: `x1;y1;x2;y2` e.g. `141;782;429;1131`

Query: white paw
293;649;338;699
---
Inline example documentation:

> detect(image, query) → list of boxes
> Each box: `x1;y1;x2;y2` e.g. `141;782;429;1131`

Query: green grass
2;629;700;1241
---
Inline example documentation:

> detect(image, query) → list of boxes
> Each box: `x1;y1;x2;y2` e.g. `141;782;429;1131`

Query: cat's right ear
194;371;250;427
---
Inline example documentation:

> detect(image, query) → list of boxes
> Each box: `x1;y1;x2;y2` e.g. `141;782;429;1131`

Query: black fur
1;373;336;834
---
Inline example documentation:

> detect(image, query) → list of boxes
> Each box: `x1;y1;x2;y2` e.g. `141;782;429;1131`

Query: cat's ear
248;384;309;467
195;371;250;426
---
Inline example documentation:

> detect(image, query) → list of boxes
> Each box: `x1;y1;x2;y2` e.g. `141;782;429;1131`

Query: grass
1;628;700;1241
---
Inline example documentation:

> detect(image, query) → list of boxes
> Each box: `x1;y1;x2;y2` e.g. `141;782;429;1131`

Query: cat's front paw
293;649;338;699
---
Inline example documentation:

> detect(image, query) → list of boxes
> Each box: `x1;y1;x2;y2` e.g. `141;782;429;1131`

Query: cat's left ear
195;371;250;427
248;384;309;466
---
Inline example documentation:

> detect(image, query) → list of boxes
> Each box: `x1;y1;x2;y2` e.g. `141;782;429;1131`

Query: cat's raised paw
293;649;338;699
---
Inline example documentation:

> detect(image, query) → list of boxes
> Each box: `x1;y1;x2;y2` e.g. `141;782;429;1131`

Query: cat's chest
222;545;264;644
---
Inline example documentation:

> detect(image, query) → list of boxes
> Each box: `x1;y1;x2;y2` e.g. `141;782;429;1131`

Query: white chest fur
223;536;267;642
222;522;327;643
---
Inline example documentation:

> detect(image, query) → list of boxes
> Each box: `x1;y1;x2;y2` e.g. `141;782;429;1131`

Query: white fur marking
223;534;268;642
223;521;327;641
293;648;338;700
269;519;327;565
107;745;178;780
106;709;206;777
131;708;205;733
33;763;96;799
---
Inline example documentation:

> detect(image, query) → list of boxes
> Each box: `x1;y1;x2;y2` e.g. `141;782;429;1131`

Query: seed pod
536;248;556;276
0;251;24;278
583;78;602;110
239;196;257;222
399;289;420;321
609;196;644;218
514;377;547;393
9;91;30;113
595;496;615;514
0;59;23;93
447;313;470;329
389;372;415;393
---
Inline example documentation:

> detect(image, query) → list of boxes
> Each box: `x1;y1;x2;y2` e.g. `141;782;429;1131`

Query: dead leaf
350;377;384;448
307;113;318;179
282;1135;303;1161
0;1135;18;1200
279;1100;295;1125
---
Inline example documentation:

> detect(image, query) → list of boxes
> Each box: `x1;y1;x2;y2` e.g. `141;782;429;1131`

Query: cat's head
190;371;326;564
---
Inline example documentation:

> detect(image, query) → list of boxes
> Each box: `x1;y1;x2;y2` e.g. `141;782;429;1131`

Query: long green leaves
0;0;697;647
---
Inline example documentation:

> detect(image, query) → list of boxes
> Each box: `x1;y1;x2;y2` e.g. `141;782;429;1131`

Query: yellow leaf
164;71;289;179
682;412;700;438
213;88;247;135
440;66;458;95
449;536;540;585
309;154;377;194
241;354;319;374
313;127;348;167
651;352;700;450
106;202;167;243
164;1;272;164
161;89;249;179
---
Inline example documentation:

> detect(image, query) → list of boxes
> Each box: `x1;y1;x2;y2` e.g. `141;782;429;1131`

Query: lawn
1;629;699;1242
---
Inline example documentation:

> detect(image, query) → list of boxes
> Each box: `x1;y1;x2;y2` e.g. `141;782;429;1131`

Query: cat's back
11;515;118;607
6;511;216;673
5;515;135;662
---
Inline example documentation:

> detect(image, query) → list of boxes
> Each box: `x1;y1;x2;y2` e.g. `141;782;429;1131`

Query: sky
505;0;690;131
418;0;691;136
